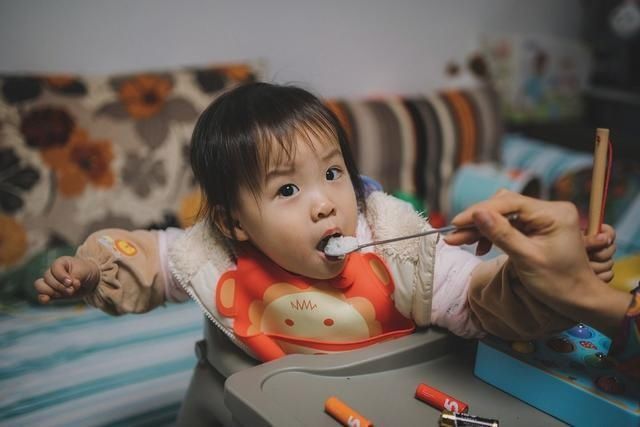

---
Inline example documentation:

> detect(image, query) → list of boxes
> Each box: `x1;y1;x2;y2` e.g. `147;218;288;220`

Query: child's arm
34;255;100;303
34;228;188;315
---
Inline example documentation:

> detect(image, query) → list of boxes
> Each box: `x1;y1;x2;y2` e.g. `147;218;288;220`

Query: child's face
232;132;359;279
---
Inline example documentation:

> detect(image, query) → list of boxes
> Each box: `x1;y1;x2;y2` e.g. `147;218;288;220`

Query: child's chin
322;260;347;278
299;259;345;280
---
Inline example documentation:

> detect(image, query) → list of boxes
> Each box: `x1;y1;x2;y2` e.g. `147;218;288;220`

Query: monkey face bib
215;248;415;361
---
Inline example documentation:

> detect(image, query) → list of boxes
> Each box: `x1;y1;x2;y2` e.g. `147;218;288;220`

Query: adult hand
444;190;631;337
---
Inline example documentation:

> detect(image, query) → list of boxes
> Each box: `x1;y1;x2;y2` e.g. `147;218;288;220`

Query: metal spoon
324;213;519;257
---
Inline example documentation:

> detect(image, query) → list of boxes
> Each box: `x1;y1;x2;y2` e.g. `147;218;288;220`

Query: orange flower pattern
41;129;115;197
224;64;255;82
0;215;27;267
118;75;173;119
195;64;257;93
97;73;198;148
45;75;79;89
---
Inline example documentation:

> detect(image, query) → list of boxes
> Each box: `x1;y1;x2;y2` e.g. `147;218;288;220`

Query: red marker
325;396;373;427
415;383;469;413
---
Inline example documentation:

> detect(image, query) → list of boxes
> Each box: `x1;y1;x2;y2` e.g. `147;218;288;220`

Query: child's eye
277;184;299;197
326;167;343;181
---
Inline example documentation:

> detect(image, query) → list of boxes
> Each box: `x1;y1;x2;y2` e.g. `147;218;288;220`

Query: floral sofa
1;63;259;276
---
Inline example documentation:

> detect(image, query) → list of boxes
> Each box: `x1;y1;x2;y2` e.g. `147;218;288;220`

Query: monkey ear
213;209;249;241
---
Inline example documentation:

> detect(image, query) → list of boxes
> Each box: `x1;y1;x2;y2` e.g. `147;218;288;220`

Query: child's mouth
317;233;343;261
317;233;341;252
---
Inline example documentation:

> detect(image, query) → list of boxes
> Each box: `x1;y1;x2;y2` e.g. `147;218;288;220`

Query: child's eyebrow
264;166;294;183
321;147;342;161
264;147;342;183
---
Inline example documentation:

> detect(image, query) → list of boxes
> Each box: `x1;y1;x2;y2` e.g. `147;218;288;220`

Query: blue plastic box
474;324;640;426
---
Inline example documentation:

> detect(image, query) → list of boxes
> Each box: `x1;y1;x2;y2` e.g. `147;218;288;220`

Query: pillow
327;86;503;223
0;62;261;272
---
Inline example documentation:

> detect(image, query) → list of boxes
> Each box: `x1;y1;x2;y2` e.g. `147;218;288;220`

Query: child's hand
33;256;100;304
584;224;616;283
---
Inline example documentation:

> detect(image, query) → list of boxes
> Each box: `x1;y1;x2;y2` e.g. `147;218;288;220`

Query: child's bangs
255;114;340;181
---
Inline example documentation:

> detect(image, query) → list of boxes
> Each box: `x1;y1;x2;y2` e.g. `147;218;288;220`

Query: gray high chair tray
224;328;565;426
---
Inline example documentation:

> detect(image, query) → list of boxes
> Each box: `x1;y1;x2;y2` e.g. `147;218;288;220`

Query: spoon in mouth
324;213;519;258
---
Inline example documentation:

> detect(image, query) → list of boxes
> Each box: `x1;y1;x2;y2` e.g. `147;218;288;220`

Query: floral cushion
0;63;259;272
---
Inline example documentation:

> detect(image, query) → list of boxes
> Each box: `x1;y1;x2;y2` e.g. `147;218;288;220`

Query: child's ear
213;210;249;241
231;220;249;241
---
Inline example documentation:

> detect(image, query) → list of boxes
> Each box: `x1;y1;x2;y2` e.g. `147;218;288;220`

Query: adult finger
444;228;484;246
597;270;614;283
446;191;525;246
475;237;494;256
583;233;611;251
471;208;536;260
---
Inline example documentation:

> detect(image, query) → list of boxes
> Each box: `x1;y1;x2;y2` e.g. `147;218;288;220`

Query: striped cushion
327;87;502;217
0;302;202;426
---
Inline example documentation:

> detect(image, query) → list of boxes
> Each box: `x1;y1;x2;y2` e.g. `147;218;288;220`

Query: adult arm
445;190;634;345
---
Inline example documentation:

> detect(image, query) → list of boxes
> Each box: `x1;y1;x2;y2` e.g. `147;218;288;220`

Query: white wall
0;0;582;97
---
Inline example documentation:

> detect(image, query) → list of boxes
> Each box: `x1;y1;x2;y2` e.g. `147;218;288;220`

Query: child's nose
311;198;336;221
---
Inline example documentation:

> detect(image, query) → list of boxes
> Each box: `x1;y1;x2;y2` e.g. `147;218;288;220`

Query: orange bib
215;247;415;361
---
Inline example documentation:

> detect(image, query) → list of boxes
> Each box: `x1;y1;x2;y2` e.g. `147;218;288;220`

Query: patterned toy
475;324;639;426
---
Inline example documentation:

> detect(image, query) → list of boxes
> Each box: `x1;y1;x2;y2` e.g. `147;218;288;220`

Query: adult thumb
472;209;533;259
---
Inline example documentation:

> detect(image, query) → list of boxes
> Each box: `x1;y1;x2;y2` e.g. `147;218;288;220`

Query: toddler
35;82;616;425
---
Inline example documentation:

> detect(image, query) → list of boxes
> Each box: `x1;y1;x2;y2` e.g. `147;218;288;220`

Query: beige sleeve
76;228;166;316
468;259;576;340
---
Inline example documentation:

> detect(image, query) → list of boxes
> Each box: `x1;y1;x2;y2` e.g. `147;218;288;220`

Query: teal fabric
0;302;202;426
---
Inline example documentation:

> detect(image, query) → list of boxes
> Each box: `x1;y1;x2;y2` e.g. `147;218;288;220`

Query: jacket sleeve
467;258;576;340
77;227;187;315
430;240;483;337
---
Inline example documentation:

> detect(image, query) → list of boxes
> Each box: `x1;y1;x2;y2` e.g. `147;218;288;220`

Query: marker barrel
415;383;469;413
324;396;373;427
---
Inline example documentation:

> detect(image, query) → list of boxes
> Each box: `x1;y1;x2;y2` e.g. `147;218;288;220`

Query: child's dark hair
190;82;365;239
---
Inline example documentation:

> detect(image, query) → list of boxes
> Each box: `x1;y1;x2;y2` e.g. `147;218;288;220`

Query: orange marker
415;383;469;413
324;396;373;427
